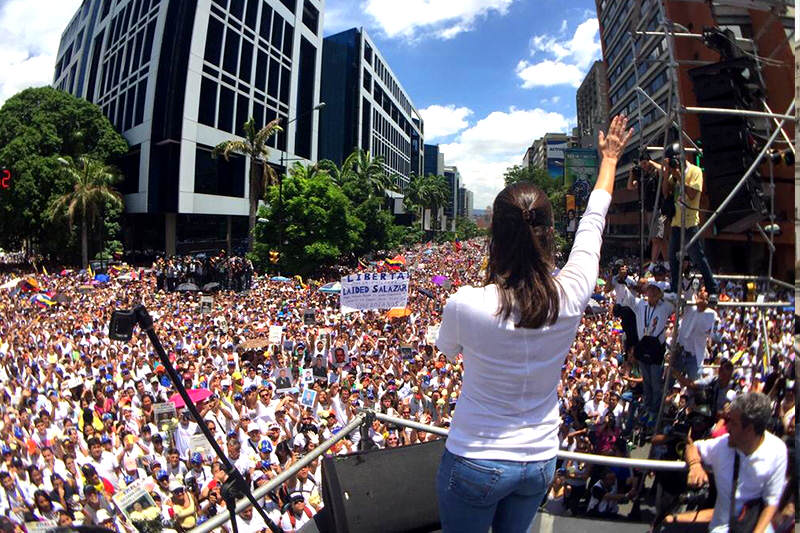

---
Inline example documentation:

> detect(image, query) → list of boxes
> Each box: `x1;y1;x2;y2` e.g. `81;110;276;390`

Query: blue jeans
674;349;700;380
668;225;718;294
640;361;664;418
436;448;556;533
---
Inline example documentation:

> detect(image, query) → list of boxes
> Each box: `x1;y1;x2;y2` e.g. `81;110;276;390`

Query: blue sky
0;0;602;209
324;0;602;207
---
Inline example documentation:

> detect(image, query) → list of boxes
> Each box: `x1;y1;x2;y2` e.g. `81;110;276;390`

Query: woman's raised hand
598;115;634;161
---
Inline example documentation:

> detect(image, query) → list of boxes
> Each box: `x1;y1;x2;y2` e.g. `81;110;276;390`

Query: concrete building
576;60;609;149
54;0;325;255
595;0;795;280
522;133;576;181
457;186;473;220
318;27;424;197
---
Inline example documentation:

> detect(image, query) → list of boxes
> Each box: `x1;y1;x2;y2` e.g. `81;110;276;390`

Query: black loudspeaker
689;58;768;233
321;439;445;533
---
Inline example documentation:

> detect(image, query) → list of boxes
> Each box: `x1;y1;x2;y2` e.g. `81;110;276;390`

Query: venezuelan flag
385;254;406;269
32;292;55;308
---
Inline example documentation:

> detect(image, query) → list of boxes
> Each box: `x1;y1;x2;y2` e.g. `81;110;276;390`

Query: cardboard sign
113;478;158;522
188;433;213;457
153;402;178;432
400;344;414;360
340;271;409;312
268;325;283;344
303;309;316;325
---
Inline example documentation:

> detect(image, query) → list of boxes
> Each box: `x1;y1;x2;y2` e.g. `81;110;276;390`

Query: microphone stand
118;305;281;533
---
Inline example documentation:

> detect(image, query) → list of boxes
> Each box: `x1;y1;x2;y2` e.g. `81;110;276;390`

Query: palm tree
213;117;282;252
404;172;424;222
48;157;122;268
349;149;397;199
289;161;328;181
420;174;449;232
317;158;352;187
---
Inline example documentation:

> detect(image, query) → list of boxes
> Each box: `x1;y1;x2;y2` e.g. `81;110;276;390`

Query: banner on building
340;271;410;312
564;148;598;207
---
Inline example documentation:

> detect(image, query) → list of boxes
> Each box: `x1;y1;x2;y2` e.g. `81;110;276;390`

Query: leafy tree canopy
0;87;128;255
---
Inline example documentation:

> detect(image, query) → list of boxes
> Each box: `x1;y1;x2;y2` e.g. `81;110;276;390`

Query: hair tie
521;207;537;227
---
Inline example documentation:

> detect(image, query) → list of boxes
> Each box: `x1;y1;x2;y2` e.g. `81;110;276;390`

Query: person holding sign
435;115;633;533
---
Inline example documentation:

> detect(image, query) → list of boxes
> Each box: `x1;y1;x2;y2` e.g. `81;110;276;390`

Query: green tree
420;174;449;232
213;117;281;252
47;157;123;268
340;149;397;204
0;87;128;258
455;216;483;240
252;171;363;275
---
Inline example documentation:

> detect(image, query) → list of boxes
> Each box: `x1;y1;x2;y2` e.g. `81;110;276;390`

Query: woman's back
437;188;612;461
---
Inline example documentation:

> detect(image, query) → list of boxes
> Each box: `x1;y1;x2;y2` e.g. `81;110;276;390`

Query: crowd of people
0;236;795;532
153;254;254;293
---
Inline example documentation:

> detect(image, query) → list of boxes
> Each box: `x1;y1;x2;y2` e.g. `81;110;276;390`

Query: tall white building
54;0;324;254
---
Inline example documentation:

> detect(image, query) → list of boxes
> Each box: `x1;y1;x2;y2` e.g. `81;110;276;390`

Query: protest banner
25;521;57;533
340;271;409;312
113;478;157;522
268;325;283;344
154;402;178;432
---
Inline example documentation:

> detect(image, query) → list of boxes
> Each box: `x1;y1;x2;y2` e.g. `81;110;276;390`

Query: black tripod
109;305;280;533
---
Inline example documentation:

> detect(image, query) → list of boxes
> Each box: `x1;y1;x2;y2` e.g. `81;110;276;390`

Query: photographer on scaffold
643;144;719;297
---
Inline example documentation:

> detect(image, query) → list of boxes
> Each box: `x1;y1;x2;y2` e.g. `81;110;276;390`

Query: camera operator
644;148;718;296
684;392;788;533
627;158;668;269
672;358;735;420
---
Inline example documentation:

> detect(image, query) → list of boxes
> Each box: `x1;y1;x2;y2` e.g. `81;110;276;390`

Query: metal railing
190;410;687;533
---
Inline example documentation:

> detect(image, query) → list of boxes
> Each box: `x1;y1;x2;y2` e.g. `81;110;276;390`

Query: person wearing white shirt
684;392;787;533
676;287;718;380
434;115;632;532
614;278;675;421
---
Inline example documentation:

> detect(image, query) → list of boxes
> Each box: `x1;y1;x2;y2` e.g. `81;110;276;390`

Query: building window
218;86;234;132
195;146;245;197
205;16;224;66
302;1;319;33
223;28;239;75
280;0;296;13
229;0;244;20
198;77;217;126
239;39;253;83
364;42;373;64
245;0;259;30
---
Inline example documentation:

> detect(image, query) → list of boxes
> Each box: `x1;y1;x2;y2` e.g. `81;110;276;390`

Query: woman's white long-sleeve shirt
436;190;612;461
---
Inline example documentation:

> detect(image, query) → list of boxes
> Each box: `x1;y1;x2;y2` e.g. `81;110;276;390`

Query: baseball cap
190;453;203;464
156;470;169;481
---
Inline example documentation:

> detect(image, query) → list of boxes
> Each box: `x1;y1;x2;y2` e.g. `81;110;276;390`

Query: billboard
546;140;568;180
564;148;598;206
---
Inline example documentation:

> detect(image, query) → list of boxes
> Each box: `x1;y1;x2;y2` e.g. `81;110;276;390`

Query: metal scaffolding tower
625;1;796;435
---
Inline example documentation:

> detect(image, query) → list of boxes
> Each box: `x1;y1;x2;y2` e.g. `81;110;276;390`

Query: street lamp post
277;102;326;273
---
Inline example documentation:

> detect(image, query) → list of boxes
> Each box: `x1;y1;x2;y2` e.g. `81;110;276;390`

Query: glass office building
54;0;324;254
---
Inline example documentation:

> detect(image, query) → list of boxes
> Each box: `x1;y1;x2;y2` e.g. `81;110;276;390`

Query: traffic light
269;250;279;264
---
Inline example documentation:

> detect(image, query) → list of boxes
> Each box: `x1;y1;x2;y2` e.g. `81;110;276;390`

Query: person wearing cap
185;453;211;487
615;277;675;424
168;479;197;530
279;491;315;532
81;484;115;526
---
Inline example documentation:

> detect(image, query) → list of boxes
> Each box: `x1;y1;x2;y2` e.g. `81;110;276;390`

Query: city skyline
1;0;600;208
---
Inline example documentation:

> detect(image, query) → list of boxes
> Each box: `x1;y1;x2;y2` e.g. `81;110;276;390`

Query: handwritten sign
425;325;441;346
340;271;409;312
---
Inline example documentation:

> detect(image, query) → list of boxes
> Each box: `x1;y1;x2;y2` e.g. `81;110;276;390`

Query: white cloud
419;104;473;141
440;107;571;208
516;59;585;88
516;17;601;89
0;0;82;107
362;0;513;40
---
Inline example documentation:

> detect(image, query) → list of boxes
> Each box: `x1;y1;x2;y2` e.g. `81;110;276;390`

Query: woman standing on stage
435;115;633;532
